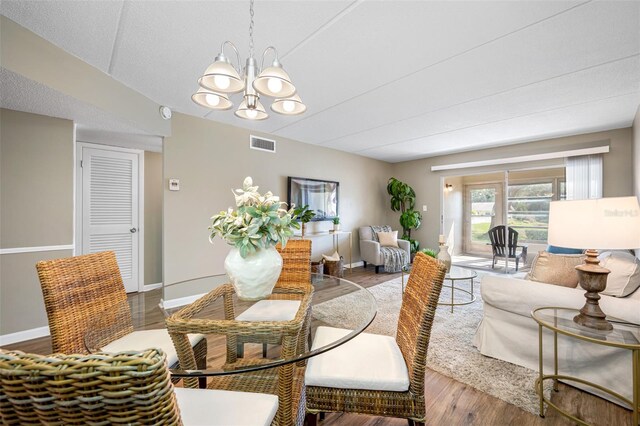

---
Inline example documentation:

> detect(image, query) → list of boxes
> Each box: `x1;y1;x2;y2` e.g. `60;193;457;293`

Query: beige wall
0;109;74;335
392;128;634;252
163;113;393;284
634;105;640;200
144;151;163;285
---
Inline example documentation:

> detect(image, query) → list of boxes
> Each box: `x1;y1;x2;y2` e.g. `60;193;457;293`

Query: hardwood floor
3;266;634;425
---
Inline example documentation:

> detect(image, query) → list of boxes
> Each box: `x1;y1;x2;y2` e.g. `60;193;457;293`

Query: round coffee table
438;266;477;313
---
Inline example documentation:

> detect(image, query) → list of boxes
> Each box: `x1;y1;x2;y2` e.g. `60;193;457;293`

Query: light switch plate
169;179;180;191
422;205;427;212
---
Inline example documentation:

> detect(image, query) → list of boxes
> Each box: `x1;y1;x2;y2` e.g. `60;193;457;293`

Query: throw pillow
547;245;584;255
525;251;585;288
377;231;399;247
599;251;640;297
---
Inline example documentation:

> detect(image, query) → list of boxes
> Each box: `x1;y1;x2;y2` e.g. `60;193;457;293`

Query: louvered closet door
82;147;139;293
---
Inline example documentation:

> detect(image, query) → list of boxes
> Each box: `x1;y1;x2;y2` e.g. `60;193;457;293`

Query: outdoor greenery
209;177;299;258
387;177;422;253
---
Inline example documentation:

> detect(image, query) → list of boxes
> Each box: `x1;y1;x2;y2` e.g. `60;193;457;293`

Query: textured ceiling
1;0;639;162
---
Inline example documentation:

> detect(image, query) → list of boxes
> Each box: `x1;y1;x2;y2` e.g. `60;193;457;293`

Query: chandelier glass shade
271;94;306;115
192;0;305;120
191;88;233;110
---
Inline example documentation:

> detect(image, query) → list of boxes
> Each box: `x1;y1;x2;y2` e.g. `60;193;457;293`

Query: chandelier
192;0;306;120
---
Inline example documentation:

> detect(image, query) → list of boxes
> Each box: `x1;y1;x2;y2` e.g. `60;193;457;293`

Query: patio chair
35;251;207;381
0;348;277;426
487;225;528;271
304;252;446;425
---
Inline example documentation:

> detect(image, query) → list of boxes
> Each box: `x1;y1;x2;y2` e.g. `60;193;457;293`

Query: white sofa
473;274;640;405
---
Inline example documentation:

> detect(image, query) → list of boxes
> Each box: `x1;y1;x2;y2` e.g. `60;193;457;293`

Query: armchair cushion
236;300;301;321
305;326;410;391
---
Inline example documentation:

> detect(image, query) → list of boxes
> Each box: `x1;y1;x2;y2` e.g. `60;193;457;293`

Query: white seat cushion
175;387;278;426
101;329;205;367
236;300;301;321
305;326;409;392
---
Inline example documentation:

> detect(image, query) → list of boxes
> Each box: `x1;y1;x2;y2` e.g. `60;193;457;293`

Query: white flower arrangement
209;177;299;258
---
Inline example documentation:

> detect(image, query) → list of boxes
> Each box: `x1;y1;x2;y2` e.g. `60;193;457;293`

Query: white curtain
565;154;603;200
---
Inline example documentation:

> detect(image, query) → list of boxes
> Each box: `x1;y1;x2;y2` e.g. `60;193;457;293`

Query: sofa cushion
305;326;410;391
599;251;640;297
481;275;640;325
377;230;399;247
525;251;584;288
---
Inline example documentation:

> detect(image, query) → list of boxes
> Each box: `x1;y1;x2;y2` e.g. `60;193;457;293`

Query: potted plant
420;248;437;258
387;177;422;255
293;204;316;237
209;177;299;300
332;216;340;232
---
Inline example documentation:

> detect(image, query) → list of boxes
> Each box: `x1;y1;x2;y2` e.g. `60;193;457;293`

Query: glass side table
532;307;640;426
438;266;477;313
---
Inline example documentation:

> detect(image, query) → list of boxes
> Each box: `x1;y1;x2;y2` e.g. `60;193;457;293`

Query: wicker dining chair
0;348;278;426
236;239;312;358
304;252;446;426
35;251;207;379
166;282;312;426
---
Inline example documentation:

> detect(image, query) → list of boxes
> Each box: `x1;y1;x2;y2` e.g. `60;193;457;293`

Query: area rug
312;275;550;415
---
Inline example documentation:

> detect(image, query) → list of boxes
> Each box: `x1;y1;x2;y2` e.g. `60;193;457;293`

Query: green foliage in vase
332;216;340;225
420;248;438;258
387;177;422;253
209;177;299;258
293;205;316;224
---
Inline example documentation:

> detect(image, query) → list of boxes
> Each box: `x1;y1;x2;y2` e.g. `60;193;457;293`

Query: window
507;179;564;243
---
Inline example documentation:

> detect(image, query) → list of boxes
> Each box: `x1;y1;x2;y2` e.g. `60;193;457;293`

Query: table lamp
548;196;640;330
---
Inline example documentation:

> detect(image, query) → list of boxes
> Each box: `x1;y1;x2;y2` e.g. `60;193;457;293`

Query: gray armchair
359;226;411;273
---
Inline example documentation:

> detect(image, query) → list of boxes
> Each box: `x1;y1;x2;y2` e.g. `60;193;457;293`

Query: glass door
464;183;504;254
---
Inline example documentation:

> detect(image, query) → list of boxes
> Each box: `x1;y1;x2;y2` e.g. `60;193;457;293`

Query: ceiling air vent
249;135;276;153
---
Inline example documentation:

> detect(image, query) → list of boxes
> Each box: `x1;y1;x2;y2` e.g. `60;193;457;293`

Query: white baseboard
143;282;162;292
0;326;50;346
346;261;364;268
161;293;207;310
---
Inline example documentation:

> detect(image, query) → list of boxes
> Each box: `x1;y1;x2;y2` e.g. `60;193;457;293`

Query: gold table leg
633;349;639;426
539;323;545;418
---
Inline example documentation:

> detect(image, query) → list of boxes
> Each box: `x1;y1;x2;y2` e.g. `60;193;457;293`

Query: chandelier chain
249;0;255;59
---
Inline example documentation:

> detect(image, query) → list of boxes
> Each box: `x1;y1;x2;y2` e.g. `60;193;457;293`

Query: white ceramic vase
437;244;452;273
224;246;283;301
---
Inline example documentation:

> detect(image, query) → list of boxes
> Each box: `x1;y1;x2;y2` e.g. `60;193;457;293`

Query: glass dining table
85;273;377;378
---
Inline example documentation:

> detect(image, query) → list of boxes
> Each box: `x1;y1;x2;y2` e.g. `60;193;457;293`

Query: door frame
463;182;505;255
75;142;145;292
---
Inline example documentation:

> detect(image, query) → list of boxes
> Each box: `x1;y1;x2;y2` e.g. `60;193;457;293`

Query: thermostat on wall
169;179;180;191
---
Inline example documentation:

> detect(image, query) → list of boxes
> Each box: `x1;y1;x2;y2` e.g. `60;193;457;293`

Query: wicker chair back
0;348;181;425
396;252;446;396
275;239;312;290
36;251;133;354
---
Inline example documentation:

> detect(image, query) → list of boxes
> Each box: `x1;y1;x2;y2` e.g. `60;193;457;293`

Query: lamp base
573;250;612;331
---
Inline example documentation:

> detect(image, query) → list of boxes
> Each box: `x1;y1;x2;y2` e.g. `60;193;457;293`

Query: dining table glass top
85;273;377;377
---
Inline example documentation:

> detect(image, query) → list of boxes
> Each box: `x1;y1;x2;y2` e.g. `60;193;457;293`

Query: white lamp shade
234;99;268;120
271;94;306;115
253;66;296;98
198;60;244;94
191;89;233;110
548;197;640;250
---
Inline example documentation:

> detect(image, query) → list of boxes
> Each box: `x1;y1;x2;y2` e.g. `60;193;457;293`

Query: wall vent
249;135;276;153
